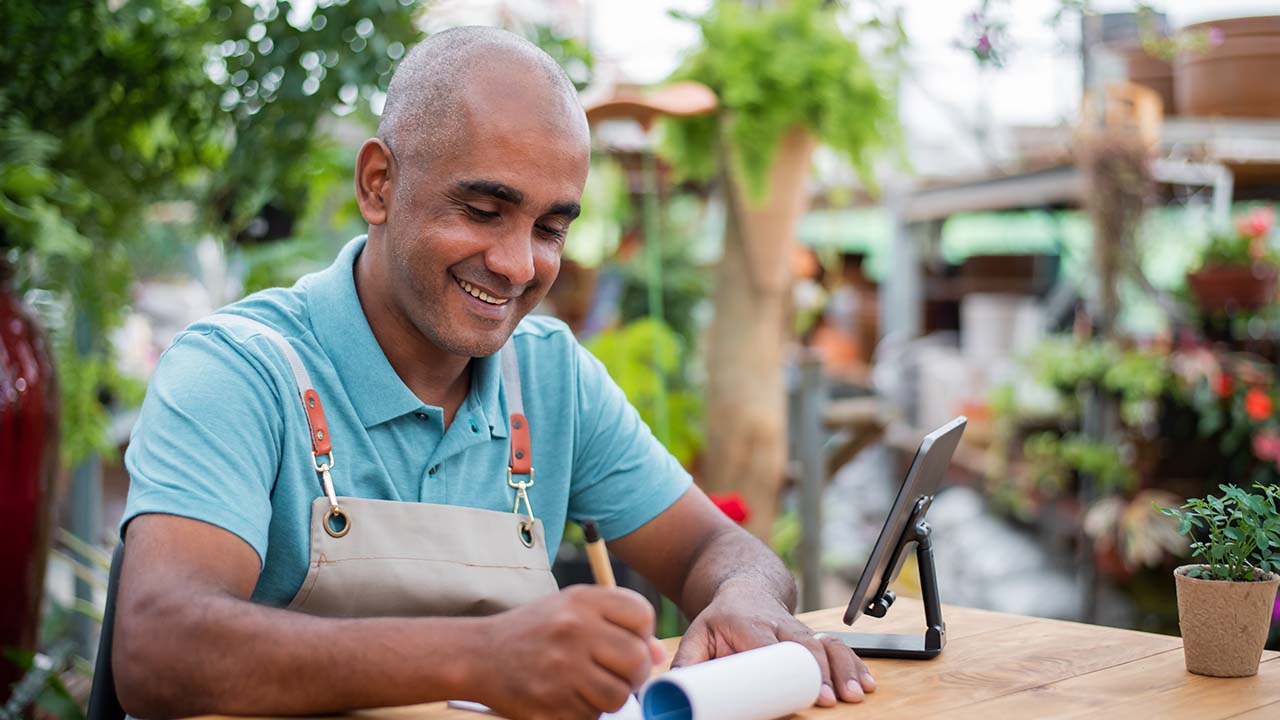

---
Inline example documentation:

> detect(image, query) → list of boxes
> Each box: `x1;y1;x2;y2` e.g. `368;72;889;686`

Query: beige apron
217;315;559;618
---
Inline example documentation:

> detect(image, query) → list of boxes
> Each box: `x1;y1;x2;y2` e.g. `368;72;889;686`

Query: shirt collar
305;236;508;437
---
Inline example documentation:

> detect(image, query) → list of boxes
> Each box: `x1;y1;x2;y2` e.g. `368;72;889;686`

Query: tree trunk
704;127;816;539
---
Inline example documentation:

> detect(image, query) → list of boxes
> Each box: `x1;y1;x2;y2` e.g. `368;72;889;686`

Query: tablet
841;416;966;627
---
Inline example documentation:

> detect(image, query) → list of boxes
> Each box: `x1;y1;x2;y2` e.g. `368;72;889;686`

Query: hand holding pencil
473;524;665;719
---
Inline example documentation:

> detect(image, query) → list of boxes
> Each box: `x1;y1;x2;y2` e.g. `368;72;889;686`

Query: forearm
678;526;797;618
115;590;489;719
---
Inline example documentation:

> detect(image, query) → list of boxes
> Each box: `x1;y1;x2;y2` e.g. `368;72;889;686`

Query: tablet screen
842;416;966;626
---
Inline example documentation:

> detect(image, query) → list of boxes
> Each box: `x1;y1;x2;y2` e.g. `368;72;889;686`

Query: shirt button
428;465;439;475
468;419;479;433
415;412;427;420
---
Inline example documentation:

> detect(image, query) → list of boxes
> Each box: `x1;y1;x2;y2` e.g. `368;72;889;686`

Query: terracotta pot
0;259;60;700
1186;263;1278;311
1175;15;1280;118
1174;565;1279;677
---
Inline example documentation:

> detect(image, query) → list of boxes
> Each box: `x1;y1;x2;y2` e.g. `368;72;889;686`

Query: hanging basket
1186;263;1278;312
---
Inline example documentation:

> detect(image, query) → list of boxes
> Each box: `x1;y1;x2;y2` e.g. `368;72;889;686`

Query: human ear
354;138;394;225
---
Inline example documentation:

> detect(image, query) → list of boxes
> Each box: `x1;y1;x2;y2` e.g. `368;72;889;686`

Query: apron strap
210;314;347;536
210;314;534;544
499;342;536;547
500;343;532;474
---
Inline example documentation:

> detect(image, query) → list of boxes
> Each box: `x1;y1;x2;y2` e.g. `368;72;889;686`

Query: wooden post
796;351;826;612
704;126;817;538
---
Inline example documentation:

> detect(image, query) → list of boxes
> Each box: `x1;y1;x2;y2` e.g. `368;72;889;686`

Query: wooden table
218;598;1280;719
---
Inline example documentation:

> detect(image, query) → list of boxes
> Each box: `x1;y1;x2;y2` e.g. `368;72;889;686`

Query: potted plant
1186;206;1278;312
1159;483;1280;677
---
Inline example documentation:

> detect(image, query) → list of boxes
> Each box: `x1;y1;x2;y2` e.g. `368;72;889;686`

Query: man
115;27;874;720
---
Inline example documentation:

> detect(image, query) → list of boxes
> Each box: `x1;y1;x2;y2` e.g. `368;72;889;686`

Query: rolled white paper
639;641;821;720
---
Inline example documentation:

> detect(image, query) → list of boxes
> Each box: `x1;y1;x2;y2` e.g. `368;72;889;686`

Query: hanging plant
660;0;898;202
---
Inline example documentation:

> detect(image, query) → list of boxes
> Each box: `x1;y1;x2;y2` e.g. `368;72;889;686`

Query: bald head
377;26;585;166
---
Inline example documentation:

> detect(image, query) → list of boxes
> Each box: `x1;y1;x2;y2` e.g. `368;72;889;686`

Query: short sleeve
567;344;693;540
121;329;285;565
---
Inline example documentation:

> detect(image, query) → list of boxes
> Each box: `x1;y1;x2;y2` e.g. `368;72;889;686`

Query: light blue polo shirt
122;236;691;606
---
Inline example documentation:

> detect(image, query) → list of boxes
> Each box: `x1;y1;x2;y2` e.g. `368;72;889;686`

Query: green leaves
660;0;897;202
1;0;426;466
585;319;704;469
1158;483;1280;581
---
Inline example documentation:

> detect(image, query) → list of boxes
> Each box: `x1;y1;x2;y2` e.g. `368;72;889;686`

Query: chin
432;324;515;359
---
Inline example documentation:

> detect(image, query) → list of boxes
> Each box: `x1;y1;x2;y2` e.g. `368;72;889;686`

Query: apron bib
215;315;559;618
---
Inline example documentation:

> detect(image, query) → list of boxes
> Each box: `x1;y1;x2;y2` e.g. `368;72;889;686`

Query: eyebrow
458;179;523;205
455;179;581;221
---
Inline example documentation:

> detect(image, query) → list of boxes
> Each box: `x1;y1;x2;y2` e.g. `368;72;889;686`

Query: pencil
581;520;616;588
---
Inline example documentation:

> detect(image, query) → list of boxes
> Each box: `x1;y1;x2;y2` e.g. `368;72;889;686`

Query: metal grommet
324;506;351;538
518;521;535;548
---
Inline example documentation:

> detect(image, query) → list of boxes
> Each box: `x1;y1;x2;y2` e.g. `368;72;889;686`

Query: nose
485;226;537;288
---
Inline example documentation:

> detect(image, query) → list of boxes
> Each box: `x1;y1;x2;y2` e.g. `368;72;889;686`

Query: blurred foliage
987;337;1171;523
585;318;703;469
1;530;111;720
1135;2;1219;62
1024;431;1137;497
1025;337;1169;426
0;0;424;465
563;159;631;270
1197;206;1278;269
527;23;594;92
239;143;366;294
616;194;710;352
1;641;81;720
660;0;898;202
770;509;803;571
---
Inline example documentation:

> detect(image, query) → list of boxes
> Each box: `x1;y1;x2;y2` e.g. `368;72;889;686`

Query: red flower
1214;372;1233;399
1245;388;1274;421
708;492;751;525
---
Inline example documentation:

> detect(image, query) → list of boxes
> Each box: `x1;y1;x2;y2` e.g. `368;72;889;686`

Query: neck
353;243;471;426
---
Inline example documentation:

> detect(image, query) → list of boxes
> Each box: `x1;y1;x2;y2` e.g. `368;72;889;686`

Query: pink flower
1254;430;1280;461
1208;27;1225;47
1236;207;1275;240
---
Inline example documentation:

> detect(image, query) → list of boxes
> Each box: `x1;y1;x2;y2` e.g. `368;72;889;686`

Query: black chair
87;543;125;720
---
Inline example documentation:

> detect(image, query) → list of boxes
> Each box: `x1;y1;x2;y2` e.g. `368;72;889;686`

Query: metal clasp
508;467;536;548
314;451;349;538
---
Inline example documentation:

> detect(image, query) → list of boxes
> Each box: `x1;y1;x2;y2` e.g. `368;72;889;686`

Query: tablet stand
827;495;946;659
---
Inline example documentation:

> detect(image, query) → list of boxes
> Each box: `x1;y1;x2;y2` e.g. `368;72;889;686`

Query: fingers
649;636;669;665
574;668;635;716
589;587;657;638
821;635;874;703
777;626;836;707
669;621;711;668
589;623;657;690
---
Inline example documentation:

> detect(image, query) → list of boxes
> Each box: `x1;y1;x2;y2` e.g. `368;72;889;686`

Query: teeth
456;277;509;306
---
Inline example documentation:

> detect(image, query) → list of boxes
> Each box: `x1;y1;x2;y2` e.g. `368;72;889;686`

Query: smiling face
359;56;590;361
